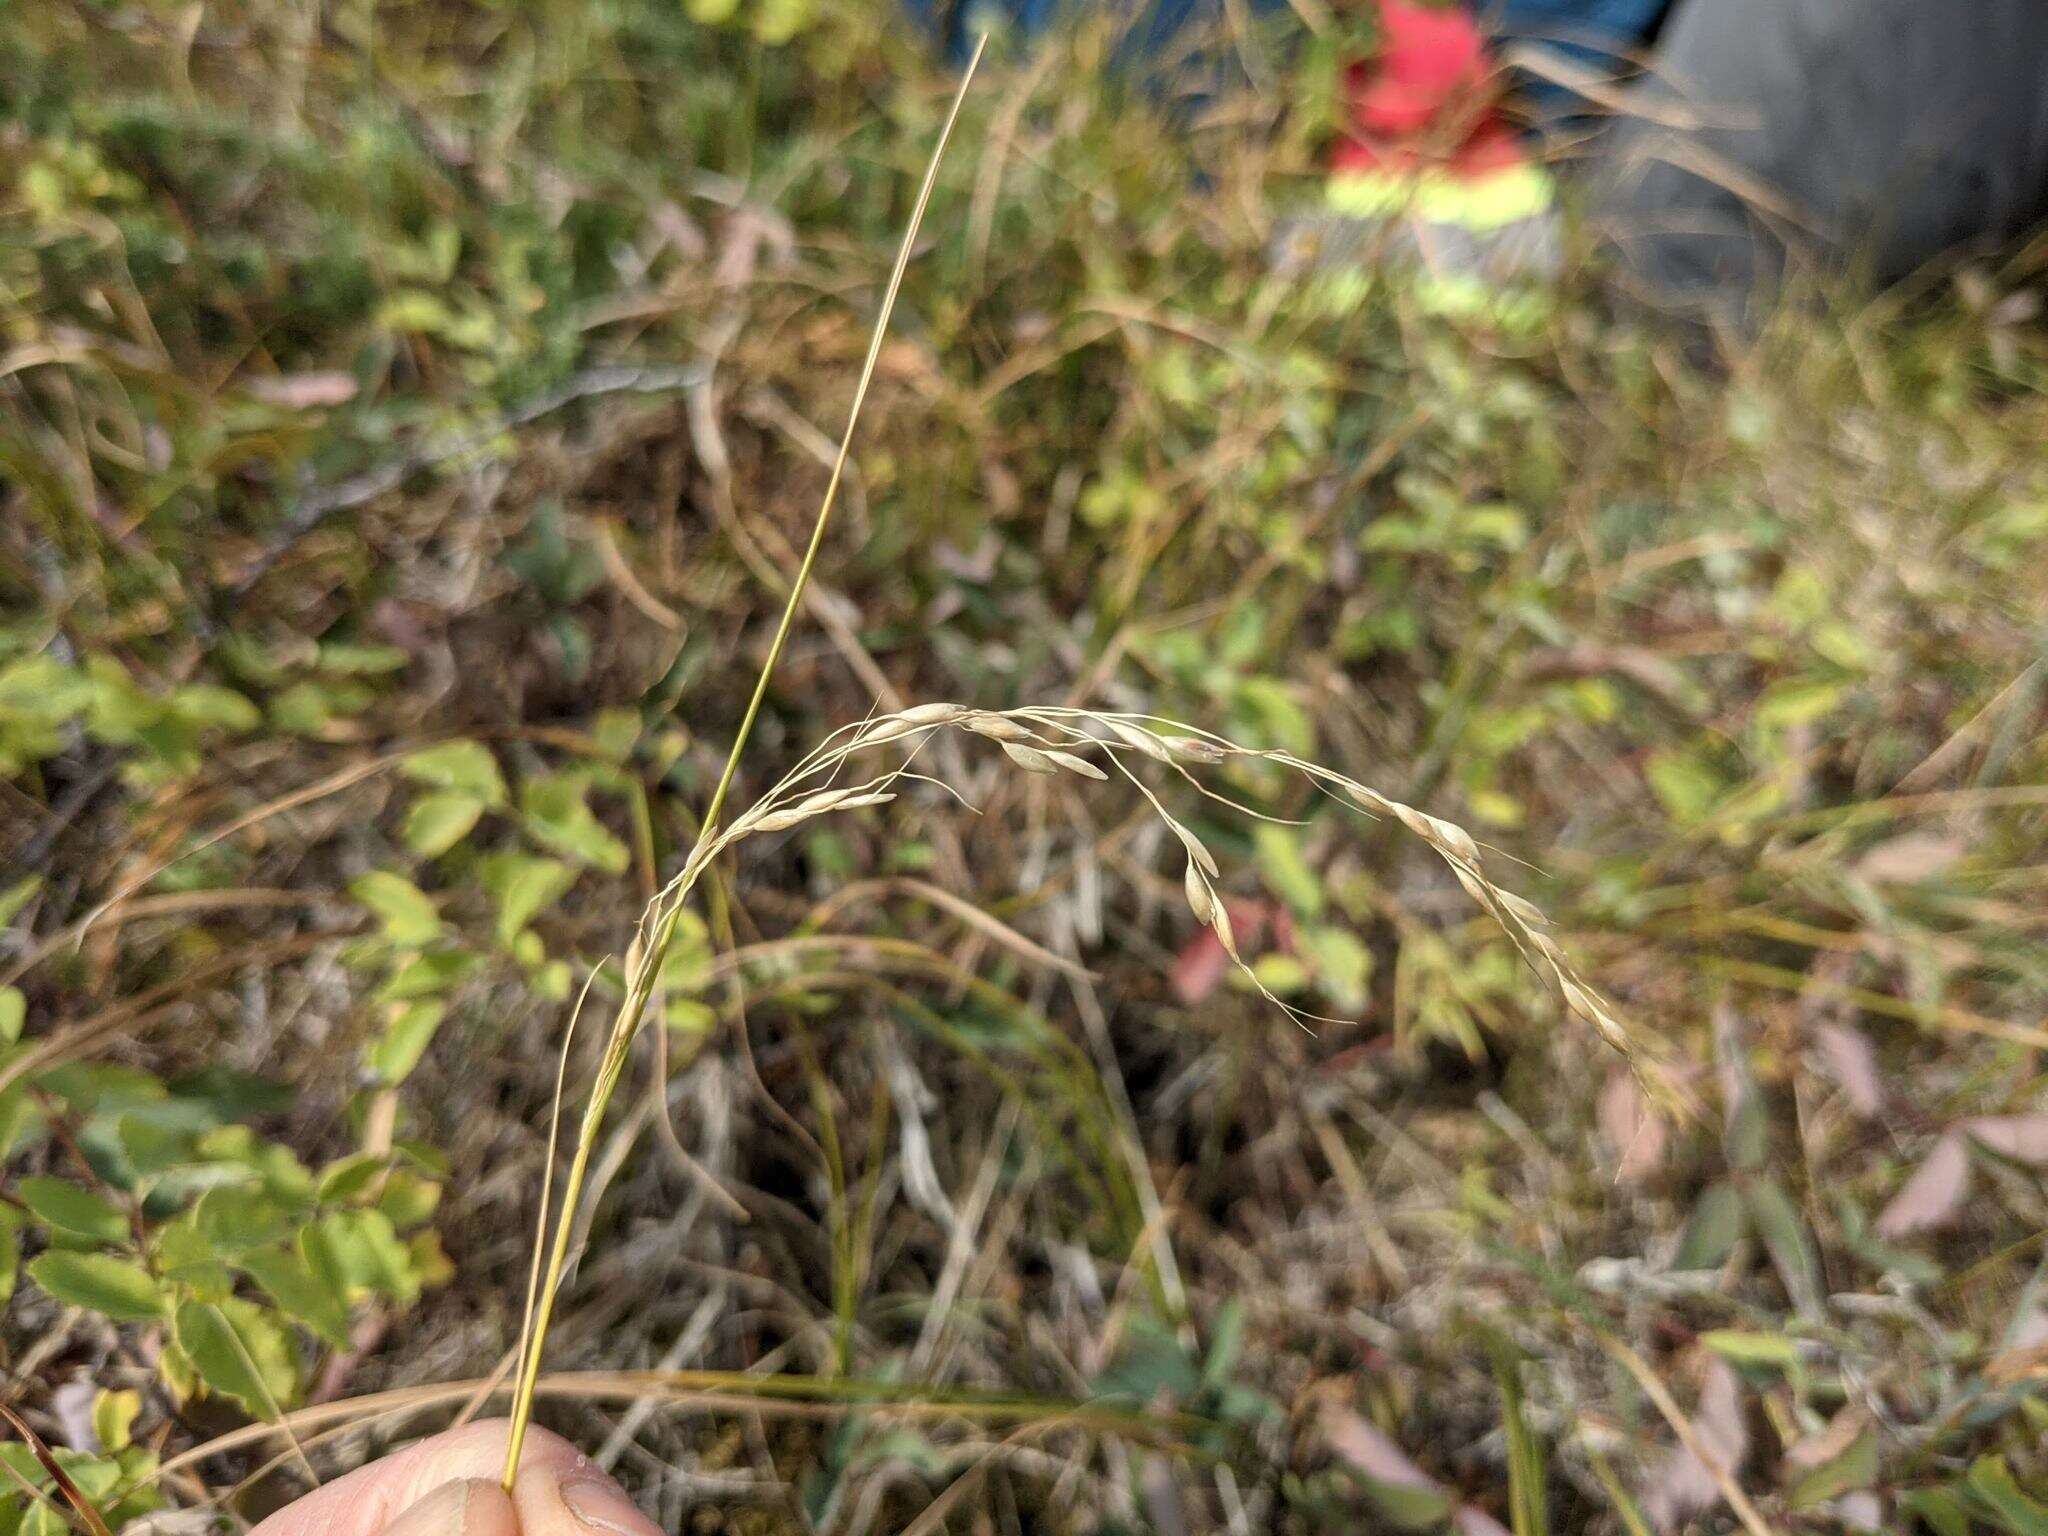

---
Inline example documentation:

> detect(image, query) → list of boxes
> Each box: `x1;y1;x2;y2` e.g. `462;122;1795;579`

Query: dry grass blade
0;1403;116;1536
497;36;992;1490
151;1370;1195;1494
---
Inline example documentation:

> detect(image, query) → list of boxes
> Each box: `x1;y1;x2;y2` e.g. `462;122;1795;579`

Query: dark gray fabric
1594;0;2048;317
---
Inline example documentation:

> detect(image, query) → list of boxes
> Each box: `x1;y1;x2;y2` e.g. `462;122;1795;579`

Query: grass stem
498;37;988;1491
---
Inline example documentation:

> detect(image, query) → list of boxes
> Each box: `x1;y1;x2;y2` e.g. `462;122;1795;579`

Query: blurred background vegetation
4;0;2048;1532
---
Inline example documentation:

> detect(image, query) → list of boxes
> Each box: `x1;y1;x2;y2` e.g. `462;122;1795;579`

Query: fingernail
383;1480;478;1536
557;1474;660;1536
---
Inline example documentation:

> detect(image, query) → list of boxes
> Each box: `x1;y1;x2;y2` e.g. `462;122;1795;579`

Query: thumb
249;1421;661;1536
378;1481;517;1536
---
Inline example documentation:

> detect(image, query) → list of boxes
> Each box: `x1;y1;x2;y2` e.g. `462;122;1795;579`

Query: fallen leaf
1169;900;1273;1004
244;370;359;409
1812;1022;1884;1117
1966;1114;2048;1166
1876;1133;1971;1237
1598;1067;1668;1184
713;205;796;288
1170;928;1230;1004
1784;1406;1868;1471
49;1380;97;1452
1453;1507;1514;1536
1645;1357;1747;1533
1322;1401;1506;1535
1320;1406;1439;1491
1139;1456;1188;1536
1854;832;1964;885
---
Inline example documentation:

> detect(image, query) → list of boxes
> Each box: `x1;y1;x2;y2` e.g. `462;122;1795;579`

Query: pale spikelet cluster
626;703;1634;1060
503;696;1641;1474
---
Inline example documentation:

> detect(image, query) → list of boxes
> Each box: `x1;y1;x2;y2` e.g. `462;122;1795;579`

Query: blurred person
915;0;2048;321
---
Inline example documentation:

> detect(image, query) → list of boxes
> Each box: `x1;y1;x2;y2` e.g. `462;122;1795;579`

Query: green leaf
1092;1315;1200;1403
1254;824;1324;918
377;949;481;1002
375;1170;442;1230
174;1299;298;1416
1299;925;1372;1012
0;1206;20;1305
1202;1298;1246;1391
314;1209;419;1303
1787;1429;1876;1509
0;985;23;1043
402;743;504;803
1756;677;1847;731
317;642;408;676
1902;1486;1974;1536
1744;1178;1823;1316
1971;1456;2048;1536
0;874;41;928
481;853;575;947
1700;1330;1801;1372
238;1245;352;1349
1495;1347;1549;1536
271;679;374;735
520;773;628;873
1722;1081;1771;1174
193;1126;314;1202
316;1153;388;1204
366;1000;447;1084
19;1177;129;1244
1645;749;1724;826
407;1229;455;1290
27;1251;164;1321
92;1389;141;1454
152;1212;234;1300
589;708;641;762
349;872;442;947
1673;1179;1747;1271
401;792;485;857
194;1184;301;1255
168;684;260;732
1356;1479;1453;1532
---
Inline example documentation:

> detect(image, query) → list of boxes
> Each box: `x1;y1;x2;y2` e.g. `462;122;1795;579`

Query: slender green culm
498;36;990;1493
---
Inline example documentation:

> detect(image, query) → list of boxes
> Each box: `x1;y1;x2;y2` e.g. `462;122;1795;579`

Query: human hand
248;1422;662;1536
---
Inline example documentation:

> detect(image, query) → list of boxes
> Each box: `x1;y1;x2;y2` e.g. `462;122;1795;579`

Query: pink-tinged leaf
1170;928;1229;1004
1876;1133;1971;1237
1812;1022;1884;1117
1644;1358;1747;1533
1320;1406;1441;1492
49;1380;96;1452
1453;1506;1514;1536
1965;1115;2048;1166
1854;832;1964;885
1168;900;1274;1004
1783;1406;1866;1472
1598;1067;1667;1184
243;370;359;409
713;206;796;288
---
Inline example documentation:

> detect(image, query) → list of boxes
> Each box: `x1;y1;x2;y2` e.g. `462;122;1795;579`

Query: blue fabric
1481;0;1667;51
905;0;1268;69
1476;0;1672;114
908;0;1668;65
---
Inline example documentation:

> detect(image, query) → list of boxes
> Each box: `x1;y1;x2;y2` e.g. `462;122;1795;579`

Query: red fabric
1333;0;1526;178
